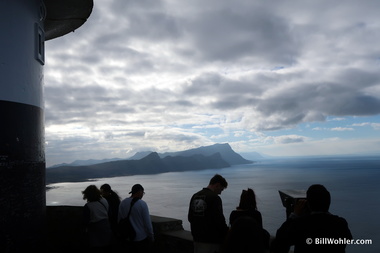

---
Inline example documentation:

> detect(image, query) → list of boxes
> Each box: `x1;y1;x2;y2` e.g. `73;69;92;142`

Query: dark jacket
229;209;270;249
229;209;263;228
104;193;120;233
188;188;228;243
272;212;353;253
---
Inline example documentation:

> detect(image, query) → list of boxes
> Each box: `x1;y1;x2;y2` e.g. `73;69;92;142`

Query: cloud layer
44;0;380;166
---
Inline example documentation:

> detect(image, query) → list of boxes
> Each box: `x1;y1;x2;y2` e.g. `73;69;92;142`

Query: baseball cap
129;184;144;194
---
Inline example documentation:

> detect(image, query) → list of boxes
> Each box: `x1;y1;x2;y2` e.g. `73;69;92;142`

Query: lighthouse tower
0;0;93;251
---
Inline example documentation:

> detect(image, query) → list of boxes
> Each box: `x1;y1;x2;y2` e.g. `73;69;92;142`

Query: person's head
129;184;145;199
208;174;228;194
238;188;257;210
82;185;102;202
100;183;112;196
306;184;331;212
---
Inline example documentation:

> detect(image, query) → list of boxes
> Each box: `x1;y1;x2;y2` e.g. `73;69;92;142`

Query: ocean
46;156;380;253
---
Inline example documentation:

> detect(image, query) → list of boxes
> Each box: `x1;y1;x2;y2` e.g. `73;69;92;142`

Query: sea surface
46;156;380;253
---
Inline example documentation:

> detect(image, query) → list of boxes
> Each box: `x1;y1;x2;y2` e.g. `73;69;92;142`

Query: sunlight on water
46;157;380;253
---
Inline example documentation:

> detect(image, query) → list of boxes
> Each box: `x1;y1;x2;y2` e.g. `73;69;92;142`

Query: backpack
117;198;139;241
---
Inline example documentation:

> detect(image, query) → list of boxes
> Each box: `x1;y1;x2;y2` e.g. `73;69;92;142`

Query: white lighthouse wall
0;0;44;109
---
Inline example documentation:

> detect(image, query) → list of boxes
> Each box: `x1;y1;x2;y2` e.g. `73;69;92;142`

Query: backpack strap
127;197;139;218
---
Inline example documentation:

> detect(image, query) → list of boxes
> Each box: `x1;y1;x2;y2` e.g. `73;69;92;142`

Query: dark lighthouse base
0;100;46;252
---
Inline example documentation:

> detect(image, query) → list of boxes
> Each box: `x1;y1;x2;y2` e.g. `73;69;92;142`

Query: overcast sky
44;0;380;166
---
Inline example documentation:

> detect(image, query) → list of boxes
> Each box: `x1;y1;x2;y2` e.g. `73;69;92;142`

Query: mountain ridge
158;143;250;165
48;143;252;168
46;143;252;184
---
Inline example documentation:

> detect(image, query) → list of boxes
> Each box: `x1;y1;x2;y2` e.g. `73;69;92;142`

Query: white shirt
85;197;109;223
118;197;154;241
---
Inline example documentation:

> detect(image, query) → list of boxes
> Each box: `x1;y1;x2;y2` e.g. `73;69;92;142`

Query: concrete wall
46;205;194;252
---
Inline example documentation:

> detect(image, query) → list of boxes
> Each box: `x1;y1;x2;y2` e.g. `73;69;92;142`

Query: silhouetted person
118;184;154;253
271;184;353;253
82;185;112;253
221;216;266;253
229;188;270;250
100;183;121;235
229;188;263;227
188;174;229;253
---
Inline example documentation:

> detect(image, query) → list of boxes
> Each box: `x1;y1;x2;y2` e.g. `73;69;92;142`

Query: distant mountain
159;143;252;165
128;143;252;165
46;143;253;184
127;151;153;160
49;143;251;168
46;152;231;184
48;157;125;168
239;151;267;160
162;152;230;172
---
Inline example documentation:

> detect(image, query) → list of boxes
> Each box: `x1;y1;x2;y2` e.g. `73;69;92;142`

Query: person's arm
341;218;353;240
271;200;305;253
213;196;228;239
83;204;90;225
188;196;194;223
142;202;154;241
229;210;235;226
117;200;126;222
214;196;226;224
271;219;295;253
293;199;308;217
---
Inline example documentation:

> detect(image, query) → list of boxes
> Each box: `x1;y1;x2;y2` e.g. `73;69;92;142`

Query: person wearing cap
118;184;154;252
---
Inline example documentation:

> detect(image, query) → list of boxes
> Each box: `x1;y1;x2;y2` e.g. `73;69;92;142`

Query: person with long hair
229;188;263;227
229;188;270;250
82;185;112;252
100;183;121;235
221;216;265;253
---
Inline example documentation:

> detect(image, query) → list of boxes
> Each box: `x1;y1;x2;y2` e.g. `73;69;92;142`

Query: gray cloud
187;9;297;64
276;135;306;144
